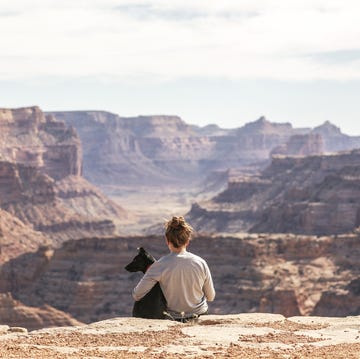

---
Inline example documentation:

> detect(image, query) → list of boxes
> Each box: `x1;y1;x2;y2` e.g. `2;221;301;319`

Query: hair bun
165;216;193;248
170;216;185;229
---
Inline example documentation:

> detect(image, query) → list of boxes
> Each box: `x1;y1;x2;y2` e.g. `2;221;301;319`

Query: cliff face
0;208;49;264
271;133;324;157
0;233;358;326
0;292;82;330
48;112;360;190
313;121;360;153
188;149;360;235
0;160;126;246
48;113;310;187
50;111;217;186
0;107;81;179
0;107;128;248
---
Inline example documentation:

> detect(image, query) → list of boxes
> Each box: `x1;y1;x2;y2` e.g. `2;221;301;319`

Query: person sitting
132;216;215;321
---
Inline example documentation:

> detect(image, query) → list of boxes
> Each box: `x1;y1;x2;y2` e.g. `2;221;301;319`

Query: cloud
0;0;360;81
114;3;206;21
114;2;259;22
308;49;360;64
0;10;22;17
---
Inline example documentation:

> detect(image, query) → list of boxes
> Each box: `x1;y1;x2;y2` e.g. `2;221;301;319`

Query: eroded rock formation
0;233;358;326
0;160;125;246
48;111;360;192
271;133;324;157
0;107;128;246
313;121;360;153
0;292;82;330
48;113;313;188
188;149;360;235
0;107;81;179
0;208;49;264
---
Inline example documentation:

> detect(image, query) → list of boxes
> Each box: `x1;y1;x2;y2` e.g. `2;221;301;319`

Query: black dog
125;247;167;319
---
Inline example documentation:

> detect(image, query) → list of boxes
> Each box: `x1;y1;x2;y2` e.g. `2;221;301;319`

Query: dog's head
125;247;156;273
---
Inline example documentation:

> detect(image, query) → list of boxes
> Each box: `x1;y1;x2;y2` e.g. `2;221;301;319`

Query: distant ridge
48;111;360;189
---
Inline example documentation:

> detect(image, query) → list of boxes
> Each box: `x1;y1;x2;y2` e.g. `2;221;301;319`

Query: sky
1;0;360;135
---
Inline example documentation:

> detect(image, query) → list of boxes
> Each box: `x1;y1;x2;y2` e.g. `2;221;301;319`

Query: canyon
0;106;359;332
48;111;360;190
0;107;127;252
49;110;360;233
188;149;360;235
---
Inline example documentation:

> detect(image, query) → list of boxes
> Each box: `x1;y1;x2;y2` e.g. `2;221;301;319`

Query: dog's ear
138;247;146;254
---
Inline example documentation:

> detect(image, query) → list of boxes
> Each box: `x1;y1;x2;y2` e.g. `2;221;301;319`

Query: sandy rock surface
0;313;359;358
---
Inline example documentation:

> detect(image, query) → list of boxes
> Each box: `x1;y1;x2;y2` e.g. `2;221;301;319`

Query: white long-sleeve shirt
132;250;215;318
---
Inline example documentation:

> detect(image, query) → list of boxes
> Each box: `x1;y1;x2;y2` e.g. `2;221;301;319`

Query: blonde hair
165;216;193;248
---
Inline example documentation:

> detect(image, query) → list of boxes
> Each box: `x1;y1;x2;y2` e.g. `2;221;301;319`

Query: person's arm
132;262;162;301
203;263;216;301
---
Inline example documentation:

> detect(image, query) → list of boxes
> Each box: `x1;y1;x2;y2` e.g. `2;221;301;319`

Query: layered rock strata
48;113;314;188
0;293;82;331
0;107;128;245
271;133;324;156
313;121;360;153
0;208;49;264
0;161;125;245
188;149;360;235
0;107;81;179
49;111;360;191
0;233;358;327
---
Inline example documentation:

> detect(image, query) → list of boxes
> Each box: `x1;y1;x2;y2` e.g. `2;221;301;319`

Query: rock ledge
1;313;359;358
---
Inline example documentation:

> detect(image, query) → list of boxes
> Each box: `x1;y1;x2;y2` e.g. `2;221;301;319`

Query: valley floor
109;186;204;234
1;314;359;358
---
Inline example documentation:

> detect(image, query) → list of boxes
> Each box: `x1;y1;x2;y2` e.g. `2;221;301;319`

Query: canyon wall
313;121;360;153
0;233;358;328
0;107;81;179
0;293;82;330
188;149;360;235
0;208;49;263
271;133;324;156
49;112;360;190
49;111;207;186
49;113;312;187
0;160;126;246
0;107;128;249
